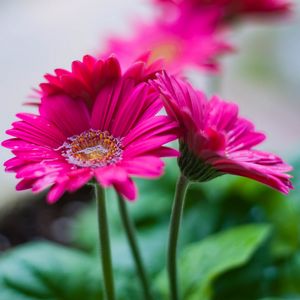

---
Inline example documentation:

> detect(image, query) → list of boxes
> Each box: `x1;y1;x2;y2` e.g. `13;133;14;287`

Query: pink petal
47;182;68;204
90;79;129;130
39;95;91;137
123;116;179;147
121;156;165;177
65;168;93;192
16;178;37;191
111;84;161;137
95;166;128;187
114;177;137;201
95;166;137;200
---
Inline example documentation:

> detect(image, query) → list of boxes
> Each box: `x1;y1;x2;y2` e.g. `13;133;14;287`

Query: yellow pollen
61;129;123;168
150;40;181;64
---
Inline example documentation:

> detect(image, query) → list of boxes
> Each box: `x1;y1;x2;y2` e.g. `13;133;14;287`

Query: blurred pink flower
154;0;292;22
105;10;232;73
153;72;293;194
3;56;179;203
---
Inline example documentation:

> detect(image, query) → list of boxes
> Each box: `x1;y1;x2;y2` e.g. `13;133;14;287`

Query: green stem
167;174;190;300
117;194;153;300
95;184;115;300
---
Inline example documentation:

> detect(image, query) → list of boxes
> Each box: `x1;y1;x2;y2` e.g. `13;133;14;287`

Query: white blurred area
0;0;299;206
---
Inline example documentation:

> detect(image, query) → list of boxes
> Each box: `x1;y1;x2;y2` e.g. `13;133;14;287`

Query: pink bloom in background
153;73;293;194
154;0;292;22
105;10;232;74
3;56;179;203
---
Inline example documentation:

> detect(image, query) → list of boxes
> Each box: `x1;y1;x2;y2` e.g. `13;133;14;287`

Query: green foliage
0;158;299;299
156;224;271;300
0;242;102;300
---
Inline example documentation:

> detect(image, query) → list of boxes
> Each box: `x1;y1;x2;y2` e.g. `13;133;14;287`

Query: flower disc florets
61;129;123;168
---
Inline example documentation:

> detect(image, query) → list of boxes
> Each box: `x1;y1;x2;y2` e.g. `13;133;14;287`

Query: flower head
153;73;293;194
3;56;179;203
105;10;232;74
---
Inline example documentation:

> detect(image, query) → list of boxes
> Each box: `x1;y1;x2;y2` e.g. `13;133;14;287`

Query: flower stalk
117;194;153;300
167;174;190;300
95;184;116;300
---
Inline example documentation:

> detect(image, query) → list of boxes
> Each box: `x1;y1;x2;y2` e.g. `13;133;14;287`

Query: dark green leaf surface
0;242;102;300
157;224;271;300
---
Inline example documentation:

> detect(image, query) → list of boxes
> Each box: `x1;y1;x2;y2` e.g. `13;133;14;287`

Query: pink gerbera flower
105;10;232;74
2;56;179;203
153;73;293;194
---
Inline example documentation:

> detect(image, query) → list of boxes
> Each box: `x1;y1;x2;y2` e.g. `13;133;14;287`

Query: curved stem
167;174;190;300
117;194;153;300
95;184;115;300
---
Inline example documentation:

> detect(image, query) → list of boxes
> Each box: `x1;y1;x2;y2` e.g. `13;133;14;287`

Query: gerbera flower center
61;129;123;168
151;40;180;63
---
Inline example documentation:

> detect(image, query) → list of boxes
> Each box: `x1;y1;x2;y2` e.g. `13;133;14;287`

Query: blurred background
0;1;300;299
0;0;299;205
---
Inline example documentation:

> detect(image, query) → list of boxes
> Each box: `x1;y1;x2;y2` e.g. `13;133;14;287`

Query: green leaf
0;242;102;300
275;251;300;296
258;298;284;300
258;298;300;300
156;224;271;300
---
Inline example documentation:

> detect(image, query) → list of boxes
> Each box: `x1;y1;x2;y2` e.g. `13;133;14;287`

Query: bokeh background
0;1;300;299
1;0;299;206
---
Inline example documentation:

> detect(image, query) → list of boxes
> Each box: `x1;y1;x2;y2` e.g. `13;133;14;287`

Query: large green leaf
0;241;102;300
156;224;271;300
